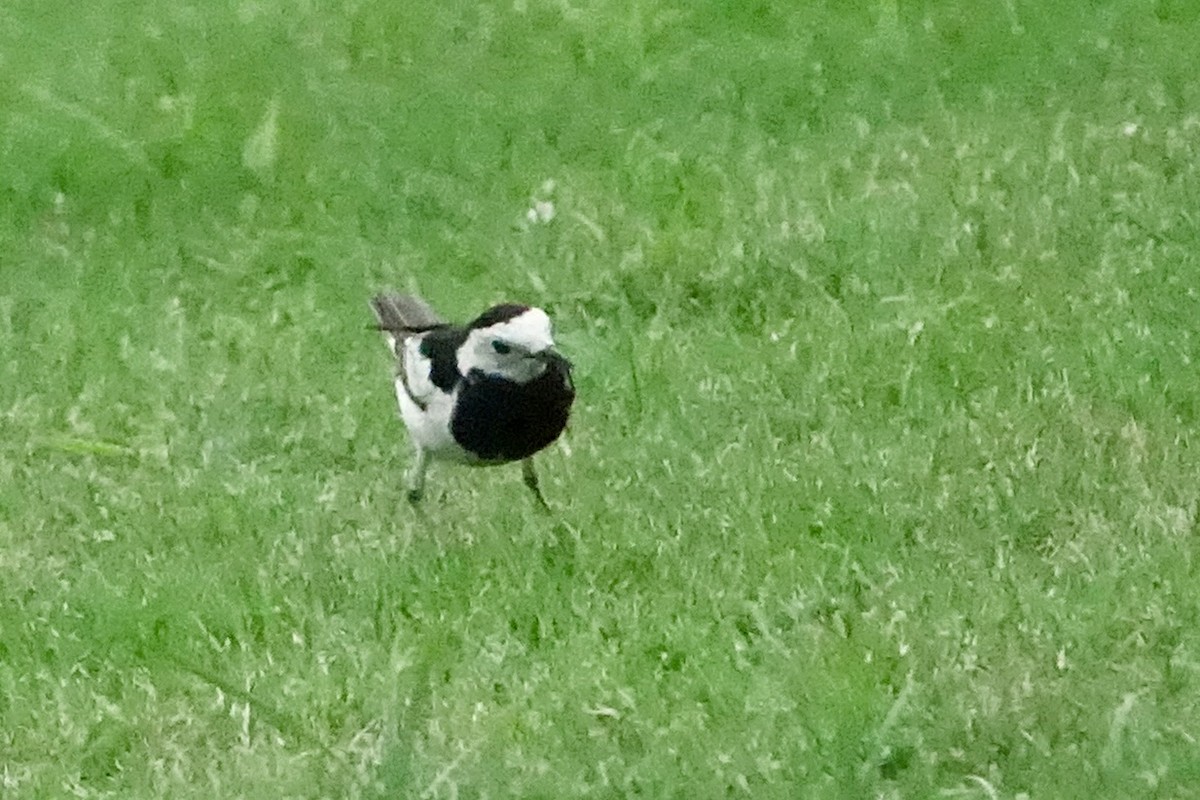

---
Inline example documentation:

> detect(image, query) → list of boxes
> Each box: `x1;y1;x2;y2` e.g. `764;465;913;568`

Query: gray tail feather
369;294;444;335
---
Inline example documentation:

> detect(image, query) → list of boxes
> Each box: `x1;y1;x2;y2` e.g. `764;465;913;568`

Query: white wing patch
392;334;475;461
398;335;439;408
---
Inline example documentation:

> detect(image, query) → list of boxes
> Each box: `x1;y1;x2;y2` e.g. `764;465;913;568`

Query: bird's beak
537;347;572;372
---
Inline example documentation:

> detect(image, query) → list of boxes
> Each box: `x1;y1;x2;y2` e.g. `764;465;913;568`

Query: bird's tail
369;294;444;337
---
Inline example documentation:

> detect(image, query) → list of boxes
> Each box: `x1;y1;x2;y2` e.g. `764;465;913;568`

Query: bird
369;293;575;509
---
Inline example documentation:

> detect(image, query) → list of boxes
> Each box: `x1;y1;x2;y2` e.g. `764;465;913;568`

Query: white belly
395;377;481;463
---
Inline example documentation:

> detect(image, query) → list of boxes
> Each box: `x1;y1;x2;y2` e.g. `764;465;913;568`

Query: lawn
2;1;1200;797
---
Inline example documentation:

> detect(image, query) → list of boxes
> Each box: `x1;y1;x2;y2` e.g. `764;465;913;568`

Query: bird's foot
522;459;552;514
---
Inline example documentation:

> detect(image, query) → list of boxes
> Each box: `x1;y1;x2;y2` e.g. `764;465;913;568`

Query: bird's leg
522;458;551;513
406;448;429;504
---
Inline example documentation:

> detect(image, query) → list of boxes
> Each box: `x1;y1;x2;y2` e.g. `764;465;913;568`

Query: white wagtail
370;293;575;508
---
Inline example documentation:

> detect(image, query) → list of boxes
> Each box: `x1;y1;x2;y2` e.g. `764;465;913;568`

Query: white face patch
457;308;556;382
487;308;554;352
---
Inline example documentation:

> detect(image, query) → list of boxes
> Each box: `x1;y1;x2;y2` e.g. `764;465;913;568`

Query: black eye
491;340;511;355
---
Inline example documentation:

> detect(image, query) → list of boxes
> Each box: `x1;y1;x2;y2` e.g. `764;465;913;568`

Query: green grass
3;0;1200;796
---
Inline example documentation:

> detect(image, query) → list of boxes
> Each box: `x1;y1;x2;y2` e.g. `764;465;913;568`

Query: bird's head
457;304;567;384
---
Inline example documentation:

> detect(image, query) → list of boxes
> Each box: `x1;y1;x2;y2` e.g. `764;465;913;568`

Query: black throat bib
451;356;574;463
